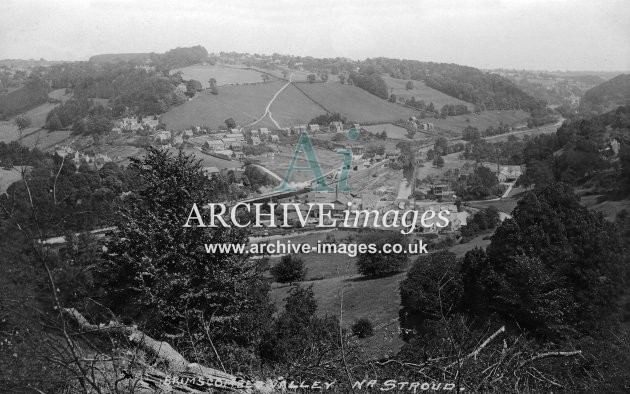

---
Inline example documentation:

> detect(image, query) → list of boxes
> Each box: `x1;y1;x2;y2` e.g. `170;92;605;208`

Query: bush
270;255;307;283
400;251;463;333
351;318;374;338
356;231;409;277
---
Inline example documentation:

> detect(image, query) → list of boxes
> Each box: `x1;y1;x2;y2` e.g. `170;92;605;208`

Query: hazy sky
1;0;629;71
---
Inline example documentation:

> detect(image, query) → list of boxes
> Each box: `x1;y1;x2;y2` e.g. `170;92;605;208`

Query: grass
361;123;411;140
171;64;273;87
296;82;420;124
382;76;472;110
430;110;530;135
0;167;24;194
160;81;286;130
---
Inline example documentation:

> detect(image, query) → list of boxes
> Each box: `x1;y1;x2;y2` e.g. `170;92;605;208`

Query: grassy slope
161;81;286;130
383;75;473;110
430;109;530;134
296;82;420;124
171;64;273;88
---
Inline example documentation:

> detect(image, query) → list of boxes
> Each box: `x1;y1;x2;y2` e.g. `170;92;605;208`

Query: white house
308;124;320;132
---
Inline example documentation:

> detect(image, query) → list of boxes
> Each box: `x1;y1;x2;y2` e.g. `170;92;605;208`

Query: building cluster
54;145;114;169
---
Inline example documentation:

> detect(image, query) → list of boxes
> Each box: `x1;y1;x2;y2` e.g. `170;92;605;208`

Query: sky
1;0;629;71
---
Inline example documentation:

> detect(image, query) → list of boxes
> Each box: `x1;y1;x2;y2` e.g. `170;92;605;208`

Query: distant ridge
89;53;153;64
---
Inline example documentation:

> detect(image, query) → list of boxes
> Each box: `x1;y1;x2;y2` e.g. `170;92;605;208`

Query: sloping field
383;76;473;110
171;64;274;88
296;82;420;123
431;109;530;134
161;81;287;130
268;84;328;126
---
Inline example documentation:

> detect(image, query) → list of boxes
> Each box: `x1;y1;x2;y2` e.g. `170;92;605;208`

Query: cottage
154;130;172;144
308;124;320;132
251;136;261;145
204;140;225;151
259;127;270;135
330;121;344;133
270;134;280;142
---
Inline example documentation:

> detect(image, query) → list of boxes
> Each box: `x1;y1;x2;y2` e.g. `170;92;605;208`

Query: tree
15;114;31;132
101;148;273;347
433;155;444;168
434;137;448;156
307;74;316;83
400;251;463;329
46;112;63;130
356;231;409;277
351;318;374;338
261;74;270;83
270;254;307;283
225;117;236;129
389;94;397;103
464;183;628;335
406;80;414;90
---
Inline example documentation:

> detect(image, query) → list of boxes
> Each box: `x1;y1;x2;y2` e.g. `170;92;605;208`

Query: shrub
270;254;307;283
351;318;374;338
400;251;463;332
356;231;409;277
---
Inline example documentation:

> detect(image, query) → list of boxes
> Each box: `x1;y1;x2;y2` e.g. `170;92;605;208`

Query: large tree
463;183;628;335
101;148;273;349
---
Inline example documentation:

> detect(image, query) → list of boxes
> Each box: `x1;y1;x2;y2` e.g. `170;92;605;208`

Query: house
308;124;320;132
175;83;187;94
259;127;270;135
270;134;280;142
428;184;456;201
293;124;308;133
349;145;365;155
230;128;241;134
497;166;522;182
251;136;261;146
154;130;172;144
204;139;224;151
611;139;620;156
330;121;344;133
172;135;184;146
202;166;220;177
231;133;245;142
250;129;260;137
183;129;194;138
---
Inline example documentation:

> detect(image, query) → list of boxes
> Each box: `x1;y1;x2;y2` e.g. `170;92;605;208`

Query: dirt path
246;73;293;129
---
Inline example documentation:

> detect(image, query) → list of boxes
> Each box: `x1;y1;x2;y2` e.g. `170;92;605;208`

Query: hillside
382;76;473;110
171;64;276;87
161;80;423;130
581;74;630;112
161;81;288;130
293;82;419;123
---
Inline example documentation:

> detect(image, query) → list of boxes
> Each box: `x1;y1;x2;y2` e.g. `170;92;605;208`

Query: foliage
463;183;628;336
270;254;307;283
356;231;409;277
349;70;388;99
351;318;374;338
399;251;463;332
101;148;273;348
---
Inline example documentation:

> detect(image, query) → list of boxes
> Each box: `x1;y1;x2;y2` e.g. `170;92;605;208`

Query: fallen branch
62;308;276;393
447;326;506;368
518;350;582;369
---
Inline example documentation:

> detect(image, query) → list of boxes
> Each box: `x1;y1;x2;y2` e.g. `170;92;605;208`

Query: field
430;110;530;135
382;76;473;110
171;64;275;87
361;123;412;140
161;81;286;130
296;82;420;124
0;167;24;194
